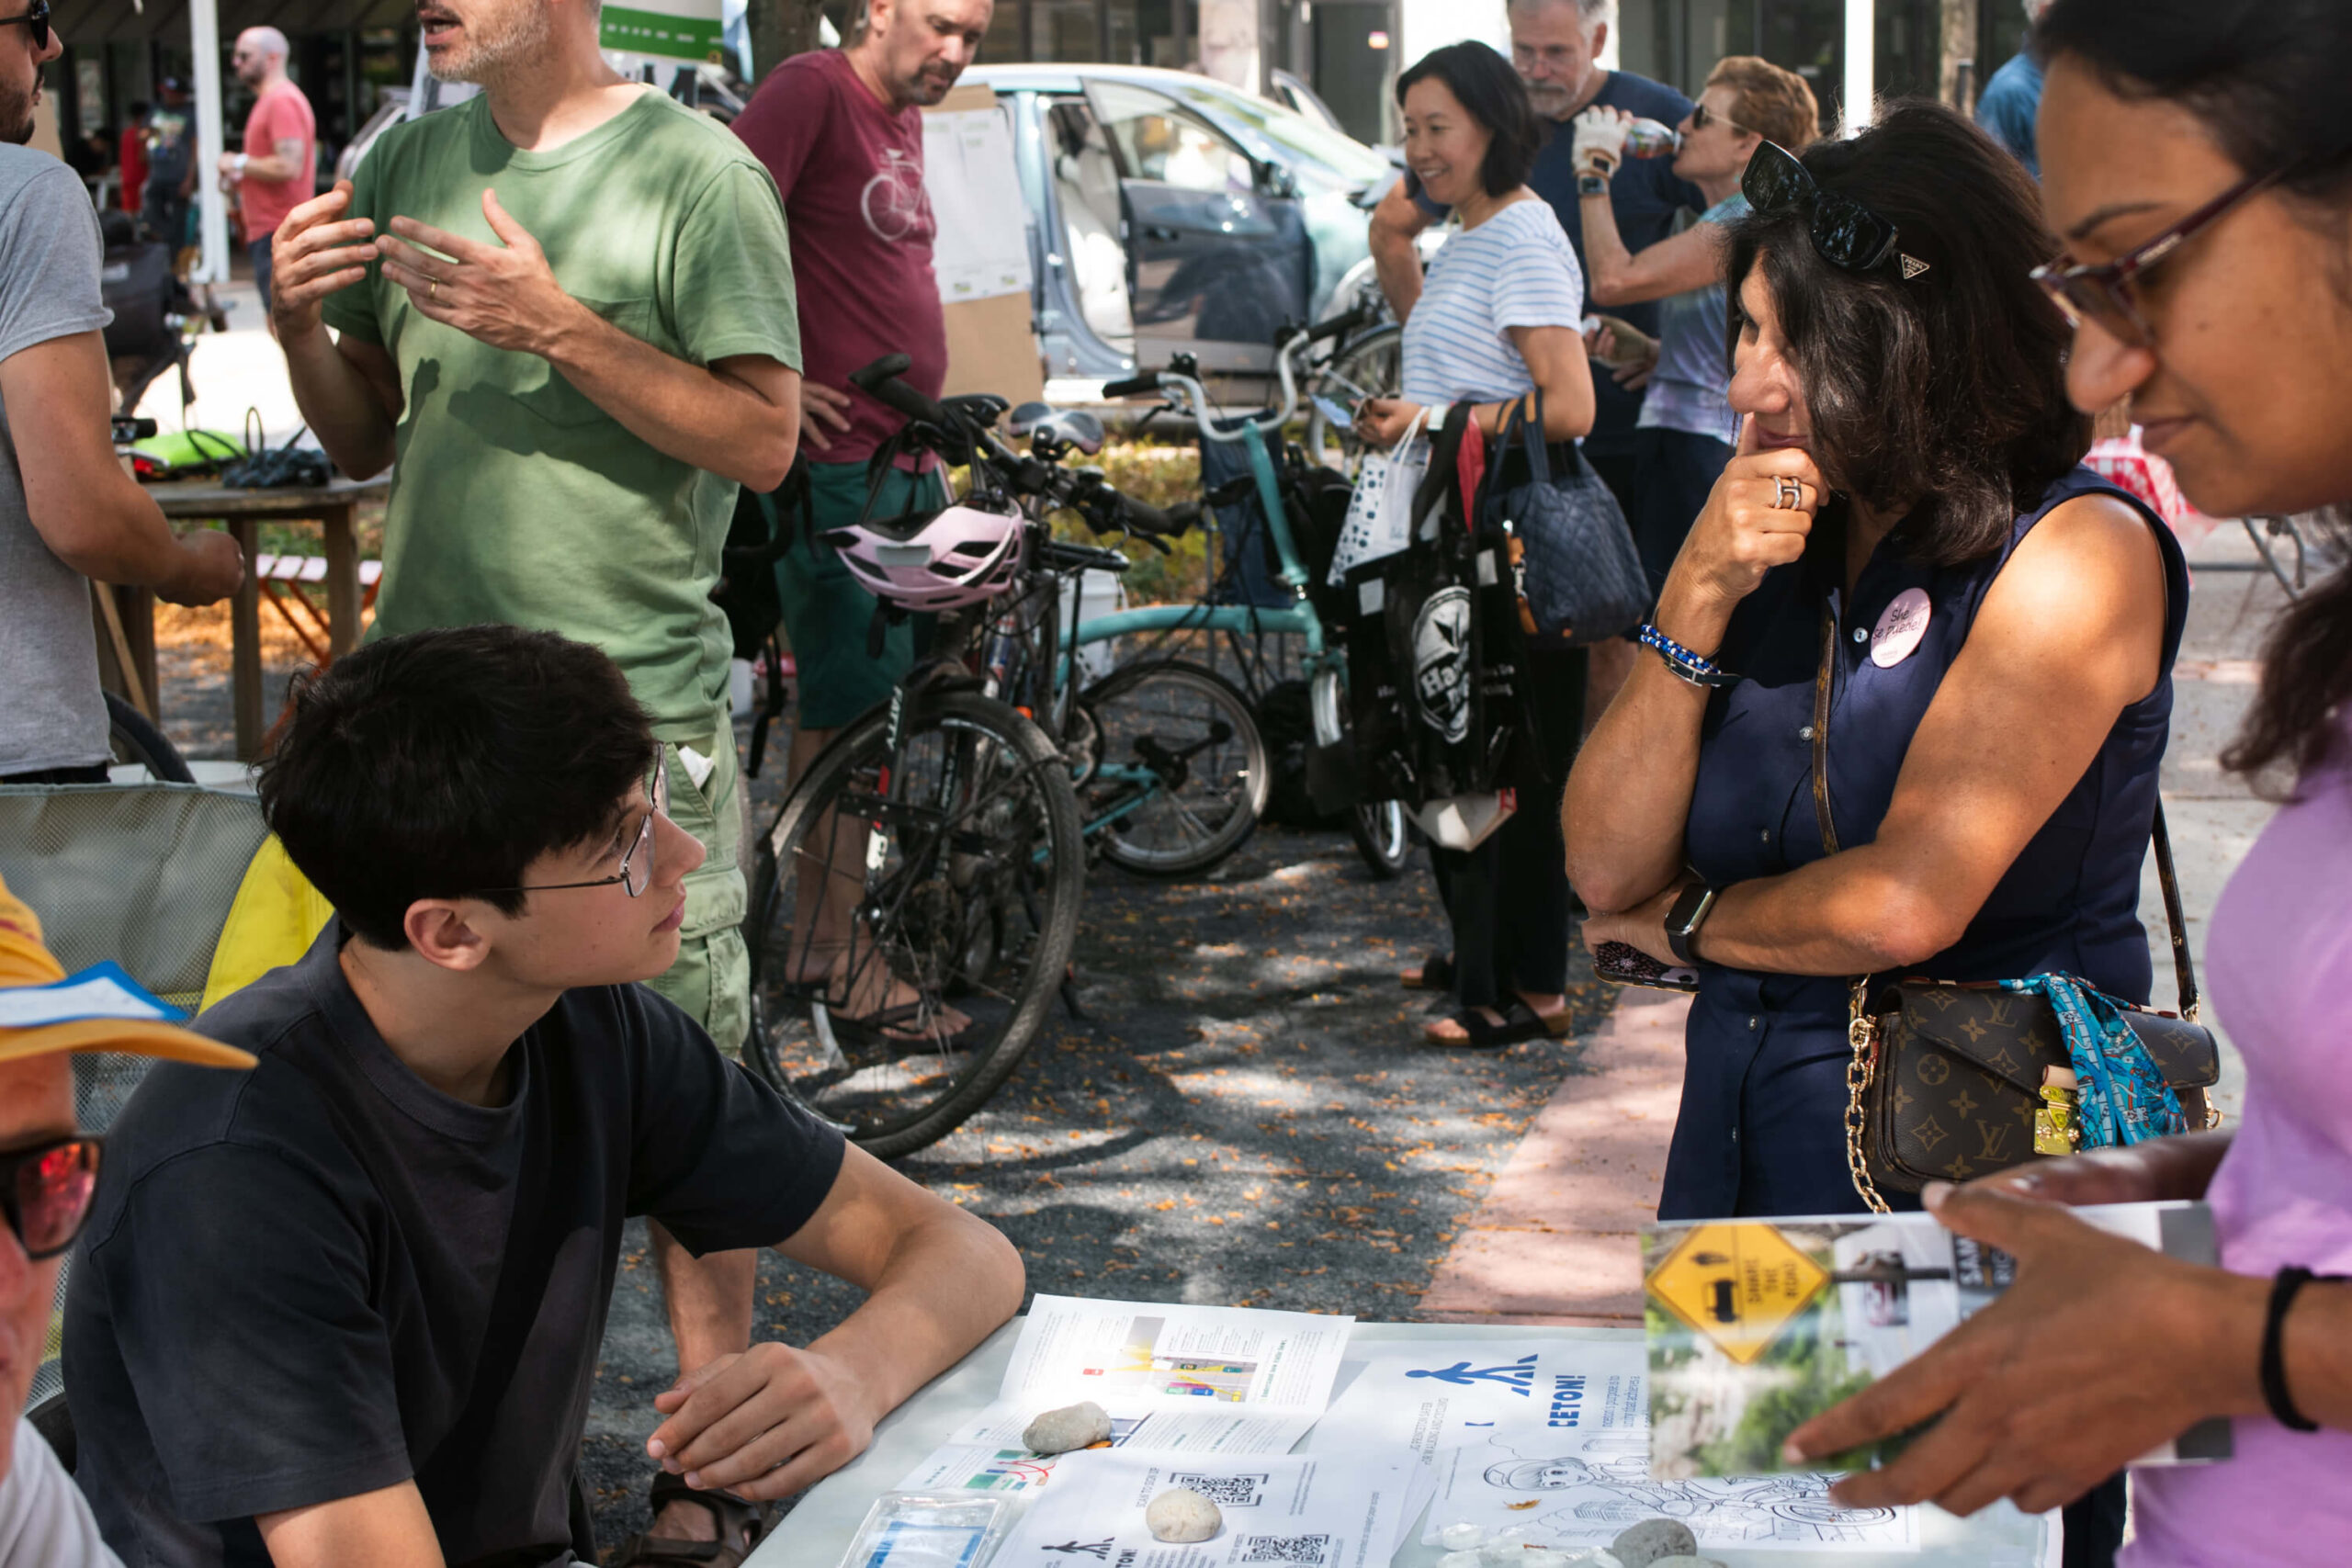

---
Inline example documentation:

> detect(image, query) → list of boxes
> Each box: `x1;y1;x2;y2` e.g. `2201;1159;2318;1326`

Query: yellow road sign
1645;1223;1830;1365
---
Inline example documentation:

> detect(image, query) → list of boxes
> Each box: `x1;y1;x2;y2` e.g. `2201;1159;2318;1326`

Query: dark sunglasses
1742;140;1929;280
1690;102;1758;138
0;0;50;51
2030;164;2290;350
0;1137;102;1261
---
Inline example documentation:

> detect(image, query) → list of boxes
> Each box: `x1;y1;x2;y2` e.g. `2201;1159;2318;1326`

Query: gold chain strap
1844;977;1891;1214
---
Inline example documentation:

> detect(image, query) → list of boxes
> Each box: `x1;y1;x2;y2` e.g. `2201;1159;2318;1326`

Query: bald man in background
217;27;313;318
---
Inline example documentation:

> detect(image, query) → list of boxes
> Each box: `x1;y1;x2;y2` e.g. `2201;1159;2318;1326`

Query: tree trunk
748;0;834;82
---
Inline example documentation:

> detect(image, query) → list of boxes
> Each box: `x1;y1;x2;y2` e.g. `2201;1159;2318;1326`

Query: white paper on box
922;106;1032;304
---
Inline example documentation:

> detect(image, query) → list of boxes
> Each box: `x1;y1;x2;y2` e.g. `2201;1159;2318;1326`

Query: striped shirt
1400;197;1587;409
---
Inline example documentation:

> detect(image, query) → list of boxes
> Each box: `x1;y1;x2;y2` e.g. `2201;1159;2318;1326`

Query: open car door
1082;78;1312;375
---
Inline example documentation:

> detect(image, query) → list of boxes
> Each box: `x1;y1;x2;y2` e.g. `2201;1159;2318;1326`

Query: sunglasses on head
1742;140;1929;280
0;0;50;51
0;1137;101;1261
2030;163;2290;350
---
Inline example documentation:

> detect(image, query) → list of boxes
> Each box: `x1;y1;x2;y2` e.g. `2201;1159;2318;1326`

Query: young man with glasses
63;625;1024;1566
1;0;242;785
0;871;257;1567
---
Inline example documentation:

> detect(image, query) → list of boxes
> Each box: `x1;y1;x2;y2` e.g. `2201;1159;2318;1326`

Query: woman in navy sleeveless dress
1566;103;2185;1223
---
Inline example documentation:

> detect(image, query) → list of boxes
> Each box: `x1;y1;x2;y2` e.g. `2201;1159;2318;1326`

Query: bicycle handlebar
1114;300;1379;446
1100;372;1162;400
848;353;954;429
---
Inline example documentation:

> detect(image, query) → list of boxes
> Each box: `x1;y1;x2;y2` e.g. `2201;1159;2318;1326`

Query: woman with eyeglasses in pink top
1782;2;2352;1562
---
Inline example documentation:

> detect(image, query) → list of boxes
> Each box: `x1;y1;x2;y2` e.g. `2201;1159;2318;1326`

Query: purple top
2129;716;2352;1565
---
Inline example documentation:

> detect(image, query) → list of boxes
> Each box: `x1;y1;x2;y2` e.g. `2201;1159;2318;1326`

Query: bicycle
740;359;1190;1156
1079;313;1414;878
978;404;1272;882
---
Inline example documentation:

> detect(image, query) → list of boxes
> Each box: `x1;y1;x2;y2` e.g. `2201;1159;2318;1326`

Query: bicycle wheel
1082;660;1268;878
103;693;194;783
1349;798;1411;879
743;690;1085;1157
1308;666;1410;879
1304;322;1401;477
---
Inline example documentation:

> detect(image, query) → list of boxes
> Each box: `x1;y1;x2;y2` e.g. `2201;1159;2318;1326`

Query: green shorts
776;459;948;731
644;719;750;1055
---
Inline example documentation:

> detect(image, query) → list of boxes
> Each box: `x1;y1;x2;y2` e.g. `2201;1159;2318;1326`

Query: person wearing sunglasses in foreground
1566;102;2183;1562
0;874;257;1566
1781;3;2352;1561
62;626;1024;1567
1570;56;1817;598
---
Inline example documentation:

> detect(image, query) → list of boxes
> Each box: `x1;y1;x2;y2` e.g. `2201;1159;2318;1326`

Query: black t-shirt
1526;73;1705;453
64;925;846;1568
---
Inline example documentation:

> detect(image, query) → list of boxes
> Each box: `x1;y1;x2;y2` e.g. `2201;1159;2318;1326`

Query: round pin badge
1871;587;1932;668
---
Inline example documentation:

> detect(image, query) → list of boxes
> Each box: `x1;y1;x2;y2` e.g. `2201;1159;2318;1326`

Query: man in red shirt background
730;0;990;1031
117;101;147;214
216;26;313;321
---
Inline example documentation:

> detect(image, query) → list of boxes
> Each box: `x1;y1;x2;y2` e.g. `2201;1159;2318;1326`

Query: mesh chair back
0;784;269;1416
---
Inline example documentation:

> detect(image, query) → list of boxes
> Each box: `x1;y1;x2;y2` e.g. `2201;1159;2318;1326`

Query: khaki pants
645;717;751;1055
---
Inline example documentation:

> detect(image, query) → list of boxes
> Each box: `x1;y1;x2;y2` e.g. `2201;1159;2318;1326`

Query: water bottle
1623;118;1682;158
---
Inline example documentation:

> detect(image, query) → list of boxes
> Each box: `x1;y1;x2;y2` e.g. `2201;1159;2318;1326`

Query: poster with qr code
898;1297;1355;1494
989;1450;1408;1568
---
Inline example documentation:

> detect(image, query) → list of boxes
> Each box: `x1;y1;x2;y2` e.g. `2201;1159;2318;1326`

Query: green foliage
1693;1312;1880;1476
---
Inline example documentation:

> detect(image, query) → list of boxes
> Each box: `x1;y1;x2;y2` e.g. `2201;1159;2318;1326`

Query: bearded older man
265;0;803;1550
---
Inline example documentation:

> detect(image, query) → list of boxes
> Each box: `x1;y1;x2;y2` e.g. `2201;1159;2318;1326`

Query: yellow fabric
0;874;65;989
199;836;336;1014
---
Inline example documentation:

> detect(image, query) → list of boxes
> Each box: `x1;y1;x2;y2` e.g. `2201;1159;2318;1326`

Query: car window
1086;81;1255;195
1169;80;1393;188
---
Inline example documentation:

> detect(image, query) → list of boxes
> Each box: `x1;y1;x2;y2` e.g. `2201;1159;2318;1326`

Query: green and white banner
601;0;725;63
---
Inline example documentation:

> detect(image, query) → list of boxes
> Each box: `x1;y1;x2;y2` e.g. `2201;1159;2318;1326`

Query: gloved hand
1571;107;1631;180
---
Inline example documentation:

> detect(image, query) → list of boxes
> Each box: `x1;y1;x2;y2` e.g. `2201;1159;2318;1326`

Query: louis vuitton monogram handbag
1809;610;2222;1213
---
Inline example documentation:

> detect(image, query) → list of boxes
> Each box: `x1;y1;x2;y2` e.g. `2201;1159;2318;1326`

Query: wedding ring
429;278;439;301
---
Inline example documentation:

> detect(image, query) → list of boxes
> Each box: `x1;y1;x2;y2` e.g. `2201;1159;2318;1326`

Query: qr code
1238;1535;1332;1564
1163;1472;1268;1508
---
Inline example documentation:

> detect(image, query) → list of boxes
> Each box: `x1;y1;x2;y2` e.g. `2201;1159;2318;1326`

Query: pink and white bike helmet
823;502;1026;613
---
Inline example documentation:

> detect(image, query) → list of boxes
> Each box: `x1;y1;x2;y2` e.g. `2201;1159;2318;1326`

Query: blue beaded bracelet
1638;623;1740;689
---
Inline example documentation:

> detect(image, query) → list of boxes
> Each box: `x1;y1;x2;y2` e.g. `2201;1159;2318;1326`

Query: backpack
712;459;811;777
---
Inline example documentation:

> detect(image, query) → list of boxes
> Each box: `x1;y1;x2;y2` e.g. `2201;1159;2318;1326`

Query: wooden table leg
324;503;360;660
118;588;160;726
232;518;263;761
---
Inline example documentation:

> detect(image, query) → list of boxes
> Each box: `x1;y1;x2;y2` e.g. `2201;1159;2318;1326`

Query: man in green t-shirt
265;0;800;1547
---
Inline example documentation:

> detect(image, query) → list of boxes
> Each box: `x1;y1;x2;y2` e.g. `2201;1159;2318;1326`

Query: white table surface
752;1319;2051;1568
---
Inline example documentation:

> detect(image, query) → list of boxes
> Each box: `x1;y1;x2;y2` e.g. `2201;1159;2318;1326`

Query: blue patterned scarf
2001;975;2188;1148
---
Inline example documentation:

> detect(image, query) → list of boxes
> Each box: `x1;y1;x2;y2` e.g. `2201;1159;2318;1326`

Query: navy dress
1661;469;2190;1220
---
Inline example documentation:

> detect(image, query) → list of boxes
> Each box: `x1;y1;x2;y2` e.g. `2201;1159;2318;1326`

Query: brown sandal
605;1473;775;1566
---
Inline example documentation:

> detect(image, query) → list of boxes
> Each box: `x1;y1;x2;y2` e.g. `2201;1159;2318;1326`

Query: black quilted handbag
1481;392;1647;647
1807;608;2222;1211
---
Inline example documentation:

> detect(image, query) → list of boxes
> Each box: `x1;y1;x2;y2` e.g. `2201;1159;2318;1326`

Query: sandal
606;1472;775;1566
1422;1000;1571;1050
1400;951;1455;991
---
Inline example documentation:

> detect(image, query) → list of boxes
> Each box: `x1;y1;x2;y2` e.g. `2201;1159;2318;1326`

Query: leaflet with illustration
987;1450;1408;1568
1398;1339;1917;1553
1643;1200;2232;1482
895;1296;1355;1494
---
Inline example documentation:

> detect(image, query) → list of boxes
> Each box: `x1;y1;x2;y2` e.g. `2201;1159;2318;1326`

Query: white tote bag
1327;407;1431;585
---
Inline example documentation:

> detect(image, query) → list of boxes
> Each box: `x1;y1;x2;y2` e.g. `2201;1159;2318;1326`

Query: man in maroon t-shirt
733;0;989;1028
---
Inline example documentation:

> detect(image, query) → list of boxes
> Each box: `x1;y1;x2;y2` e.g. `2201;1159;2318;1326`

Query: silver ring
1773;476;1799;510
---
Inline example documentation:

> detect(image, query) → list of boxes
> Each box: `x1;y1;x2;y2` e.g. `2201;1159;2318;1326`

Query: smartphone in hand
1592;940;1699;993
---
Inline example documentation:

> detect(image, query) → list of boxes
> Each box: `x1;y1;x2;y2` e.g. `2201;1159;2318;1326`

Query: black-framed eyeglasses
2030;164;2290;351
0;1136;102;1261
1742;140;1929;280
0;0;51;51
465;761;668;901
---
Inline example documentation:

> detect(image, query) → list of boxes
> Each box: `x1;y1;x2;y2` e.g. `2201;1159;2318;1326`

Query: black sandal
1423;1000;1570;1049
1401;951;1455;991
607;1472;775;1567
